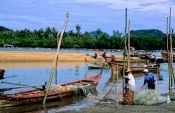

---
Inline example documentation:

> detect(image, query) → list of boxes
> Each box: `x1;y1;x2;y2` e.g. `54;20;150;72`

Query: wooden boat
139;53;152;59
145;55;163;63
109;62;160;76
0;68;103;107
162;51;175;61
85;58;109;69
0;69;5;79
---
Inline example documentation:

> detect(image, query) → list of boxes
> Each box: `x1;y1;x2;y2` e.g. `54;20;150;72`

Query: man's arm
143;77;147;86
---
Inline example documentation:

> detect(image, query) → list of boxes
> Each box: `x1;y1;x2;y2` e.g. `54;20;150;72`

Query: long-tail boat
109;61;160;76
0;68;103;107
0;69;5;79
161;51;175;62
85;58;109;69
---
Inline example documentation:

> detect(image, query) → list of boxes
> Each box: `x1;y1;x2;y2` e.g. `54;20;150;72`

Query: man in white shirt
123;68;135;105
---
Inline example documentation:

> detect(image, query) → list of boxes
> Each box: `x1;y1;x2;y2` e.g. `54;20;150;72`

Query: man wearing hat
143;68;156;89
123;68;135;105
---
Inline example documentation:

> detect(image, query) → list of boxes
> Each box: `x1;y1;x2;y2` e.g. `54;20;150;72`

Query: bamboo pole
43;12;69;105
55;32;60;85
122;8;128;100
169;7;174;91
167;17;169;60
116;64;119;107
127;20;131;68
55;56;58;84
167;17;171;93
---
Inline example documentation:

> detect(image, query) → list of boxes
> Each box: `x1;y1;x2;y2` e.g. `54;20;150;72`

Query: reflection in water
0;97;74;113
75;66;80;76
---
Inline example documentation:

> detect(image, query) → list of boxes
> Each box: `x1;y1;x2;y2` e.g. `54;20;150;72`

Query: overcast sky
0;0;175;34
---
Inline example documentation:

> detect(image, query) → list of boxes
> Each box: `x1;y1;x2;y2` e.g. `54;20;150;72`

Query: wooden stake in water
122;8;128;99
55;56;58;84
43;12;70;105
166;17;171;93
55;32;60;85
116;64;119;107
127;20;131;68
169;7;174;91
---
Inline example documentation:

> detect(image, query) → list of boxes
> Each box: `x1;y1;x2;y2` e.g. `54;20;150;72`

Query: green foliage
0;26;12;31
130;29;166;39
0;25;174;50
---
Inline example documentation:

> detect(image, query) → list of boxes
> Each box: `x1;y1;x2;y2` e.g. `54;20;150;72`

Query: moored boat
0;68;103;107
161;51;175;62
85;58;109;69
109;62;160;76
0;69;5;79
145;55;164;63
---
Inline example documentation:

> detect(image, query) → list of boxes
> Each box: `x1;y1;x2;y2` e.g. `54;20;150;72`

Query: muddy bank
61;91;175;113
61;100;175;113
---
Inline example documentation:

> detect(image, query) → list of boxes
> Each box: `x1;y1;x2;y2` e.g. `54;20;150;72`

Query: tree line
0;25;174;50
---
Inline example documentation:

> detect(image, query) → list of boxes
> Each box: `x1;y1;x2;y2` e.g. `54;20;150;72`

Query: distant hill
89;30;108;37
0;26;11;32
89;31;97;37
130;29;166;38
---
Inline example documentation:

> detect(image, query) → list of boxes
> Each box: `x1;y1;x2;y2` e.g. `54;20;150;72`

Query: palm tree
75;24;81;38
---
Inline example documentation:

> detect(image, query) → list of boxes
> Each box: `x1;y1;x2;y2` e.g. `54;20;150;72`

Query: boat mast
43;12;70;105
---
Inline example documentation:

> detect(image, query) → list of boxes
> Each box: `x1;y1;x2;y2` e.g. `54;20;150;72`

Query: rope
96;81;116;104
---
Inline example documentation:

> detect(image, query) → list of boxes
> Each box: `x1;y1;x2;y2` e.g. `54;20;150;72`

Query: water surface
0;61;173;113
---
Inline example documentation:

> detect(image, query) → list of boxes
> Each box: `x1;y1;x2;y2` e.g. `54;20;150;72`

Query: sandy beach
0;51;97;62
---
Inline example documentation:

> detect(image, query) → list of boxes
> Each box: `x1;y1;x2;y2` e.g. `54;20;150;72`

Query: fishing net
49;83;96;97
134;89;166;105
70;83;96;96
96;81;123;104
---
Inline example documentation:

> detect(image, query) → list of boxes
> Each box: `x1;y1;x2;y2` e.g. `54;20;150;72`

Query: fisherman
142;68;156;90
110;53;115;62
93;49;99;59
101;51;107;59
123;68;135;105
42;81;47;92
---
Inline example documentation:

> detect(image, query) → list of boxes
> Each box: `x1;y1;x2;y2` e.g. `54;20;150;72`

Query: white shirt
126;73;135;91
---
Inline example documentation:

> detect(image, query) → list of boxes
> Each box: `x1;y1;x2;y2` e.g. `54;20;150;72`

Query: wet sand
61;92;175;113
62;100;175;113
0;51;97;62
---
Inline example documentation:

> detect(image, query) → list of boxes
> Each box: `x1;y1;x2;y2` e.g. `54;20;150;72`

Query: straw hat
143;68;149;73
126;68;132;72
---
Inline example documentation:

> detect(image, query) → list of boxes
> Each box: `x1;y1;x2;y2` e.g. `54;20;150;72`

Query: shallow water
0;61;174;113
0;62;111;113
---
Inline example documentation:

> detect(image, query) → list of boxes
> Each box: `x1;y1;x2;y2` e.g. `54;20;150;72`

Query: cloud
74;0;175;14
0;14;54;25
0;0;174;33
